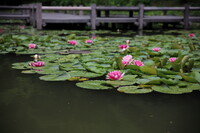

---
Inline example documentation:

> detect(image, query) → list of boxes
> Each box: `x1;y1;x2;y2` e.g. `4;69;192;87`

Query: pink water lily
28;43;36;49
133;60;144;66
188;33;196;38
92;36;96;39
169;57;177;62
126;40;130;44
30;61;45;67
119;44;129;51
0;29;4;33
152;47;161;52
68;40;77;45
19;25;25;29
106;71;124;80
85;40;93;43
122;55;133;65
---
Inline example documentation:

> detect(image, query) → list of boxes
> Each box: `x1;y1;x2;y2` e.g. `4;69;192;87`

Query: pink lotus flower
68;40;77;45
28;43;36;49
122;55;133;65
188;33;195;38
30;61;45;67
106;71;124;80
152;47;161;52
169;57;177;62
19;25;25;29
119;44;129;51
85;40;93;43
133;60;144;66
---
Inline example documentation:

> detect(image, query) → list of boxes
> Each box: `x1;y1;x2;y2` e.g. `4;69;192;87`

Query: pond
0;54;200;133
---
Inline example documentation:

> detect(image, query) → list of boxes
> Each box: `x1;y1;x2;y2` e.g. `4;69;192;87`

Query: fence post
184;4;190;29
35;3;42;30
79;5;84;15
91;4;96;30
138;4;144;30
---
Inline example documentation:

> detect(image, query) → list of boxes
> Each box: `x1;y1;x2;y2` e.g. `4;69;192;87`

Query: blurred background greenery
1;0;200;6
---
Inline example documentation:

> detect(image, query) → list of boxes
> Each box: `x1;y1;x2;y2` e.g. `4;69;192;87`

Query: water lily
85;40;93;43
106;71;124;80
33;54;40;61
119;44;129;51
169;57;177;62
122;55;133;65
68;40;77;45
0;29;4;33
133;60;144;66
188;33;195;38
92;36;96;39
19;25;25;29
152;47;161;52
30;61;45;67
28;43;36;49
126;40;130;44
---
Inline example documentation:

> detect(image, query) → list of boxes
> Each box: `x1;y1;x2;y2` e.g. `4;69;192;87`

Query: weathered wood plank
96;6;139;10
35;3;42;30
144;7;184;11
42;13;90;23
42;6;91;10
96;18;138;23
184;4;190;29
0;6;32;9
91;4;96;30
0;14;30;19
139;4;144;30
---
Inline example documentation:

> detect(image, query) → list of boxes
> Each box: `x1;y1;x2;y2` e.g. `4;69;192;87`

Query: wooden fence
0;3;200;30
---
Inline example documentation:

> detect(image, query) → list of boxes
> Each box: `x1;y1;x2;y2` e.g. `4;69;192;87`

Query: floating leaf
117;86;152;94
105;80;135;87
39;73;71;81
139;66;157;75
21;70;36;74
152;85;193;94
76;80;112;90
180;72;198;83
68;71;103;78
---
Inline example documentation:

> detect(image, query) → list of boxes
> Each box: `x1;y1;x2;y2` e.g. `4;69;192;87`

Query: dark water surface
0;54;200;133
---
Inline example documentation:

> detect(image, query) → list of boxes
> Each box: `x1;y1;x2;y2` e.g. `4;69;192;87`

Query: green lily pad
105;80;135;87
139;65;157;75
152;85;193;94
117;86;153;94
39;73;71;81
76;80;112;90
68;71;103;78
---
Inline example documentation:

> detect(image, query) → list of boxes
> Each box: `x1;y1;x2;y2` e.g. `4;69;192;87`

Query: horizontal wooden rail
96;6;139;10
190;7;200;10
144;7;185;11
42;6;91;10
0;6;32;9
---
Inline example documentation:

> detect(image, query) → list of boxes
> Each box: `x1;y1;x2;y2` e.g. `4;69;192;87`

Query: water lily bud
126;40;130;44
34;54;40;61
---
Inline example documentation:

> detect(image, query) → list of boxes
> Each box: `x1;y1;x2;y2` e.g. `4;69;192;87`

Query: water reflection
0;55;200;133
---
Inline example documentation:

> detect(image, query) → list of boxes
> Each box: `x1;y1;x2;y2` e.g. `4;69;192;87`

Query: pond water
0;54;200;133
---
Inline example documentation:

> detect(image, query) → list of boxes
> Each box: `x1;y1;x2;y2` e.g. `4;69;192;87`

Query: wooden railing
0;3;42;29
0;3;199;30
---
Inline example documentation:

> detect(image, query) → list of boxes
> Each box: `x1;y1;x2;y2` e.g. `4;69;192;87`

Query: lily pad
76;80;113;90
39;73;71;81
117;86;153;94
152;85;193;94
